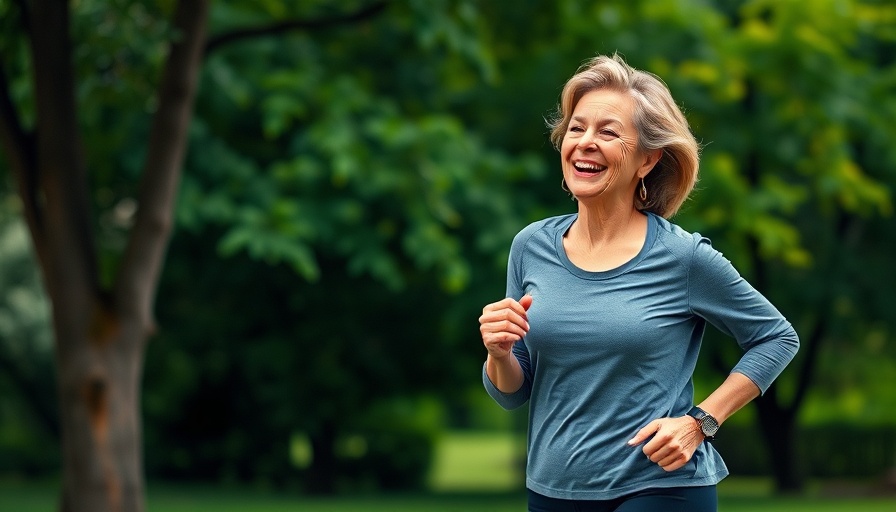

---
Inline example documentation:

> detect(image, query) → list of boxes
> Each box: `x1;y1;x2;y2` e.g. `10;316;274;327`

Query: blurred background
1;0;895;510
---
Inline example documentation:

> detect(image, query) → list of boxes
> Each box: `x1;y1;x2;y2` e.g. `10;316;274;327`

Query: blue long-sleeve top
483;212;799;500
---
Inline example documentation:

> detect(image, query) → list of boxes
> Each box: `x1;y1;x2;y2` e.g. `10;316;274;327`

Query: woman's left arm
628;235;799;471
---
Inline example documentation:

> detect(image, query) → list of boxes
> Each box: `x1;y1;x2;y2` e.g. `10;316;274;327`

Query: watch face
702;416;720;436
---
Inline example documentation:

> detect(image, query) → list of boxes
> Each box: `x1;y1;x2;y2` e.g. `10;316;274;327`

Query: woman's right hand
479;295;533;359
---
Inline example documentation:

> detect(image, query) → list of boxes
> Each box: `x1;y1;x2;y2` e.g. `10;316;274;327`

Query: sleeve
482;231;534;410
688;236;800;394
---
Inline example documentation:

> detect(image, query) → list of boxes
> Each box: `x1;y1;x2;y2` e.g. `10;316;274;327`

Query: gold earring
639;177;648;202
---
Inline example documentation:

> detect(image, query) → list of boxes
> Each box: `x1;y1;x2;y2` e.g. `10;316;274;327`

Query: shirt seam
653;230;697;315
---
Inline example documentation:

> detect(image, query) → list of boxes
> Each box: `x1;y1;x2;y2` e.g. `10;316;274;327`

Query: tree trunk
0;1;209;510
755;386;803;493
739;76;812;491
56;304;148;512
56;1;209;509
745;235;806;493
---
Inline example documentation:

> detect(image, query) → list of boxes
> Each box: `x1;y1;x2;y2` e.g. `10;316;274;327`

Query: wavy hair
547;54;700;218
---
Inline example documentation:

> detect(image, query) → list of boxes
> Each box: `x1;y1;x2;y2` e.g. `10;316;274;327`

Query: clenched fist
479;295;533;358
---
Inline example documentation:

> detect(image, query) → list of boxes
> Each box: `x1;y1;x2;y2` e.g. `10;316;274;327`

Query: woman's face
560;88;655;205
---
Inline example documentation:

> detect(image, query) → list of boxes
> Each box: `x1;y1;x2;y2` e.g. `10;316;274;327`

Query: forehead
571;89;635;124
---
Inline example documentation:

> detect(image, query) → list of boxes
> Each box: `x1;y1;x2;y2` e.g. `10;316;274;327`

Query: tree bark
736;76;809;493
755;385;803;492
0;1;210;511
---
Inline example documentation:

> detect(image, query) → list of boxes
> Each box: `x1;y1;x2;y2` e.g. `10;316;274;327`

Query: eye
600;129;618;138
569;125;585;133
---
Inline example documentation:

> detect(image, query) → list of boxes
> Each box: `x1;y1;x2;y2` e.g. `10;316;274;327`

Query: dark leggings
528;485;717;512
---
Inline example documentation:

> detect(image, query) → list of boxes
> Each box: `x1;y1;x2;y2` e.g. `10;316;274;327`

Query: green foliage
178;1;544;293
3;0;896;491
0;200;56;477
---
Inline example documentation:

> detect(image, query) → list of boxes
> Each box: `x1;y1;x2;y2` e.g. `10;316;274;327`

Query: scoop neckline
554;211;658;280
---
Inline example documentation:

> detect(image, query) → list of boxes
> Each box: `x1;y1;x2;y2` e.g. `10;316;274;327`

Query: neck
570;201;644;248
562;204;649;272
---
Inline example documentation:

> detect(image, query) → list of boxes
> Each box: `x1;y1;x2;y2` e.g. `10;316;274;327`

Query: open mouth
573;161;607;175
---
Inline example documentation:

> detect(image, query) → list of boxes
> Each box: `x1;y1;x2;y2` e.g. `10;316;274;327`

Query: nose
576;129;599;150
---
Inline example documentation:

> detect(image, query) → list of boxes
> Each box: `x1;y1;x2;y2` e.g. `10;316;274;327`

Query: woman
479;54;799;512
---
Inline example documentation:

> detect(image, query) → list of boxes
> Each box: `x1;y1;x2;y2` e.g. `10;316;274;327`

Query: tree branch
787;211;860;416
29;0;97;305
116;0;210;330
204;2;388;56
786;314;826;417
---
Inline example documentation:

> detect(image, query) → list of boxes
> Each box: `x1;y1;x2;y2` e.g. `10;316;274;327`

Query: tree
0;0;541;505
0;1;209;510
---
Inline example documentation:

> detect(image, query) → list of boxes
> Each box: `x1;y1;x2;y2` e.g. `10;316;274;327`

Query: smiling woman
477;53;799;512
550;54;699;219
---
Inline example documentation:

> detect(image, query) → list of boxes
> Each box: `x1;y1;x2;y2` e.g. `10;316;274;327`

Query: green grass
429;430;524;492
1;481;894;512
1;431;894;511
1;478;895;512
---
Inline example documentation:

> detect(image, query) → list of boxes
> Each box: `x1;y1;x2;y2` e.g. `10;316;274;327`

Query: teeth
574;162;606;171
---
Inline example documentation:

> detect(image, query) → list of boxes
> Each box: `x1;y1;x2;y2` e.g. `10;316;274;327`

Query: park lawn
1;481;895;512
142;485;896;511
1;431;894;511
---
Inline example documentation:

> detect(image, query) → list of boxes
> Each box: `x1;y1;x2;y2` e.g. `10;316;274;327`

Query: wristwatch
687;406;720;441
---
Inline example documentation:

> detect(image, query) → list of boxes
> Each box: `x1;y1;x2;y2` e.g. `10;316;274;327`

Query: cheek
560;142;576;165
560;136;576;155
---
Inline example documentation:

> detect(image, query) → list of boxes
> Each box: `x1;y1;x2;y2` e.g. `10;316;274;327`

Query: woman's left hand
627;416;704;472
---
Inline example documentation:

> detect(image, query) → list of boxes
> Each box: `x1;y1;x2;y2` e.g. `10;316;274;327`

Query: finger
479;319;529;342
643;428;677;459
657;453;688;472
479;309;530;334
479;307;529;328
482;330;526;348
482;297;525;314
483;297;531;320
627;419;661;446
645;440;679;463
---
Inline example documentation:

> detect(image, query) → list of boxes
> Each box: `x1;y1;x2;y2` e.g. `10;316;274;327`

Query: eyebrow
571;115;624;127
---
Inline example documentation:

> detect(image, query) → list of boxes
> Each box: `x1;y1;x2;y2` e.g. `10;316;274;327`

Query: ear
638;149;663;178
